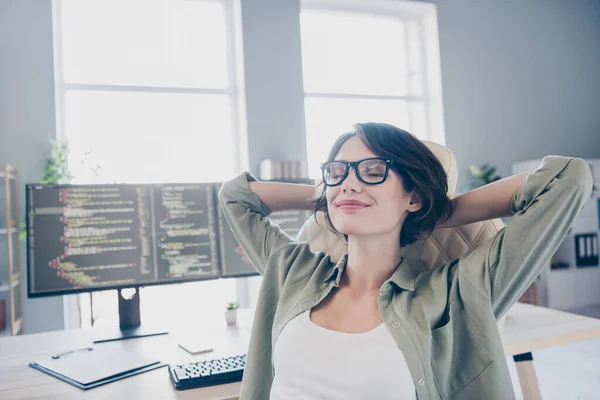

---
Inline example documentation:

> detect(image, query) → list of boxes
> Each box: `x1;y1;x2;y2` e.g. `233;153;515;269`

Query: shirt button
418;377;426;387
379;283;391;294
391;322;402;329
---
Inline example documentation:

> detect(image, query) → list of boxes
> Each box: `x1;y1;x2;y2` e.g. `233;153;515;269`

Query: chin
330;216;369;236
331;213;398;238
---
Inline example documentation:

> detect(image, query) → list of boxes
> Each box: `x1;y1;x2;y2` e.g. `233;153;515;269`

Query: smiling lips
336;199;370;211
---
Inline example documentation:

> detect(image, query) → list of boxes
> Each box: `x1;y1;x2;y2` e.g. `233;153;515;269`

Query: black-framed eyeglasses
320;157;393;187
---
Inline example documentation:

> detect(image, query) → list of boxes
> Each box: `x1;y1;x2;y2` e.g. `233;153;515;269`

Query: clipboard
29;346;166;390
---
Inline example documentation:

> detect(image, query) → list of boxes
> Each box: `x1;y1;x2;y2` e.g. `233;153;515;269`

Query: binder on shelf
575;232;599;268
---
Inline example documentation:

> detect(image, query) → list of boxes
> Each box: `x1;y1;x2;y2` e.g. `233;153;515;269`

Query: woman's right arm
218;172;317;275
248;180;316;212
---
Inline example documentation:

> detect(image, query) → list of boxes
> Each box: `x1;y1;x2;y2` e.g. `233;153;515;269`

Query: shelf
0;317;23;336
0;164;17;180
14;317;23;334
0;217;17;230
1;164;23;338
0;171;16;180
0;276;20;292
0;218;19;236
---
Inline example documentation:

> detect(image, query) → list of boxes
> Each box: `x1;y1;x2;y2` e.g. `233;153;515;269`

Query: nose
341;166;363;193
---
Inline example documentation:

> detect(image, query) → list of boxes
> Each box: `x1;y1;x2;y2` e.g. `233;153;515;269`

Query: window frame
51;0;248;329
52;0;248;175
300;0;445;149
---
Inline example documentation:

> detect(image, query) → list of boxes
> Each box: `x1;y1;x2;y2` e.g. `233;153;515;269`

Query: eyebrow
331;157;379;162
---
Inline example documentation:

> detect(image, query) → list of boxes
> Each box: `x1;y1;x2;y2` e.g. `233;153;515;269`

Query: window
52;0;245;328
300;0;445;177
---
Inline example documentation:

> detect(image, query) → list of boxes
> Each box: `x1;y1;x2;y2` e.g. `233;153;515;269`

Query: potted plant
19;139;99;240
465;163;502;191
225;301;239;325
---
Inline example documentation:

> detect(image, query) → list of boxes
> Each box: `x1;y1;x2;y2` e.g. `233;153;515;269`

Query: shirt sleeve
458;156;593;319
218;172;299;275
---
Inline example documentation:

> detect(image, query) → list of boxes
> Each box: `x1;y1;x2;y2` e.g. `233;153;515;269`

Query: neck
344;232;403;294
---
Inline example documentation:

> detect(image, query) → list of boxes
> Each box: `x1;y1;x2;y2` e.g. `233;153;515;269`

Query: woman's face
326;136;421;238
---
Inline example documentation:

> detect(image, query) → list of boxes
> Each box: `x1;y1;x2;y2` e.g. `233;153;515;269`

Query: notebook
29;346;165;390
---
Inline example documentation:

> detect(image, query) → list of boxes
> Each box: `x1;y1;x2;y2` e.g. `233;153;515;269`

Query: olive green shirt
218;156;593;400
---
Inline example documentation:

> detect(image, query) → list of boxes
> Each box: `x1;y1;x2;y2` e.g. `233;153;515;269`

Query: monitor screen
214;181;315;279
26;183;220;297
217;206;313;278
26;180;315;297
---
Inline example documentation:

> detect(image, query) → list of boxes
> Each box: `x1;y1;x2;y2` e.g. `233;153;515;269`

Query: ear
407;191;422;213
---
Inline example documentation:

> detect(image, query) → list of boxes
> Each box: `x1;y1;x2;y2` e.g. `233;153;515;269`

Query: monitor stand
93;287;168;343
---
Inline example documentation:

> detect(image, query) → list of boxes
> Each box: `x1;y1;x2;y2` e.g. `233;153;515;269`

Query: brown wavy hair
312;122;455;247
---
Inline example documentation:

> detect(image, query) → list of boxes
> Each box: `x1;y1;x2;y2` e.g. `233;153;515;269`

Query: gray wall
434;0;600;189
240;0;308;175
0;0;66;333
1;0;599;333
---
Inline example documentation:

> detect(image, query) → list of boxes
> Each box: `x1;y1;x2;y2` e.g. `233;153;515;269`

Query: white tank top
270;310;417;400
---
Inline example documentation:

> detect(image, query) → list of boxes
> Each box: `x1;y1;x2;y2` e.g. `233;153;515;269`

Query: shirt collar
323;254;417;292
323;254;347;285
388;256;417;291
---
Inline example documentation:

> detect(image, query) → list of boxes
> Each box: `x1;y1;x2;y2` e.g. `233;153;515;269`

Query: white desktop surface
1;304;600;400
0;309;254;400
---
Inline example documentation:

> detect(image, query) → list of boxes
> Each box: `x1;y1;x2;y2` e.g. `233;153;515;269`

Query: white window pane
430;102;446;145
304;97;410;178
141;279;236;326
407;21;423;96
65;91;236;184
409;101;427;139
80;292;92;329
59;0;228;88
89;278;236;328
301;11;407;96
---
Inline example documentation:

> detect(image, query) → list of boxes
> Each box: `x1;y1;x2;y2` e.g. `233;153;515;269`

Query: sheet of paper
34;347;159;385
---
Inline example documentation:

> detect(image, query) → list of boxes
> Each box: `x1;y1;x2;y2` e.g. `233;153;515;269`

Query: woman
219;122;592;400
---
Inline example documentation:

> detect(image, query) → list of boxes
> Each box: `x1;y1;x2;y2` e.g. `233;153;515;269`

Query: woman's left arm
439;170;533;229
448;156;593;319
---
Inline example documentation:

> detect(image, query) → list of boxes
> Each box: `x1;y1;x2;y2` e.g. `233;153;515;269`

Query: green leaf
468;164;483;178
482;167;497;182
483;167;496;178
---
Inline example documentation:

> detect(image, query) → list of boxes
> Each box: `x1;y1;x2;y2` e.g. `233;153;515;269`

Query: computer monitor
214;182;313;279
26;180;314;342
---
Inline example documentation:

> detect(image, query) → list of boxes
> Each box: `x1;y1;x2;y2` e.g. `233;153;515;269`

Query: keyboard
169;354;246;390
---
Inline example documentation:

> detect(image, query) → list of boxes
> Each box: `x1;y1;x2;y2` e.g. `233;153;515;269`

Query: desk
1;303;599;400
502;303;600;399
0;312;254;400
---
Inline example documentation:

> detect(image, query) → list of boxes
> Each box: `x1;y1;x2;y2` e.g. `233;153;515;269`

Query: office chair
296;141;508;331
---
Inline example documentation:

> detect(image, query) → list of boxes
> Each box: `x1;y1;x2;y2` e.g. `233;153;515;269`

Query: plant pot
225;309;237;325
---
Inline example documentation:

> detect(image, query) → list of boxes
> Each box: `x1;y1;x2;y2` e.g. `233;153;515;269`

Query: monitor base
93;325;168;343
92;287;169;343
